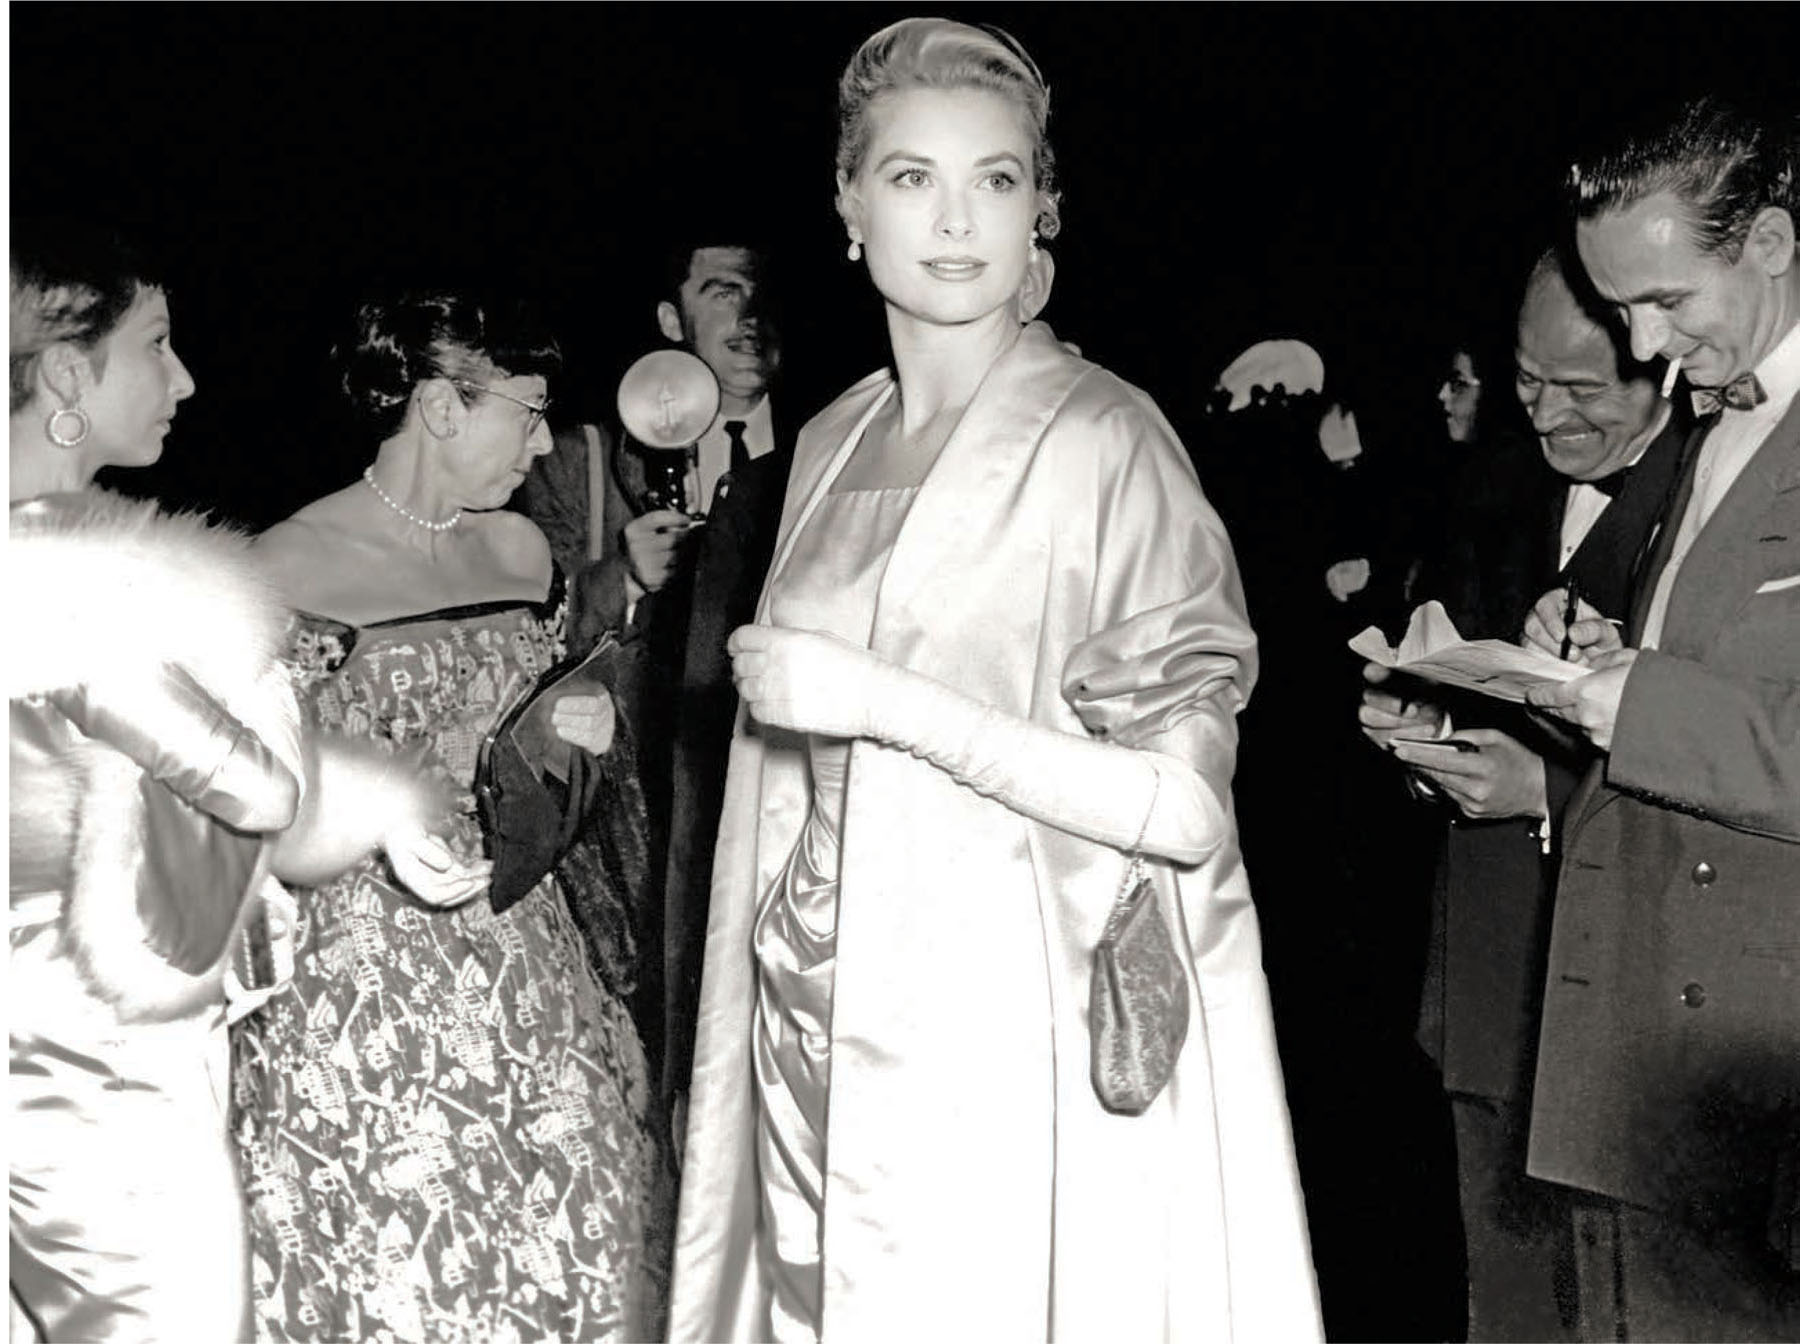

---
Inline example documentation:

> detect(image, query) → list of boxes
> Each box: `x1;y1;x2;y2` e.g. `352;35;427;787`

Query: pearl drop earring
847;239;862;262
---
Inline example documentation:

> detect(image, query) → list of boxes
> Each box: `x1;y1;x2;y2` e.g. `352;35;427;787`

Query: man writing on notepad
1359;243;1686;1339
1514;96;1800;1339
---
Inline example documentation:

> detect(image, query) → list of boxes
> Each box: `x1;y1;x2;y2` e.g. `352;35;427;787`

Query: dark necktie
1690;371;1768;417
724;419;751;475
715;419;750;506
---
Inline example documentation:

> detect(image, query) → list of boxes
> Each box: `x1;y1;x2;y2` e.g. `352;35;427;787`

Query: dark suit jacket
521;414;794;1098
1418;413;1690;1103
1528;394;1800;1236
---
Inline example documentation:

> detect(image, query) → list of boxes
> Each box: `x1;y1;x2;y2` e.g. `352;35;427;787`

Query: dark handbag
1089;769;1190;1115
475;633;626;913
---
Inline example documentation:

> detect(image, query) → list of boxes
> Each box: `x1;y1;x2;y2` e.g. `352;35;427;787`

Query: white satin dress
751;480;918;1342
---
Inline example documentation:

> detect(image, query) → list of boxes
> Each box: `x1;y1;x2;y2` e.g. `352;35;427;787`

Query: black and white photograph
8;6;1799;1342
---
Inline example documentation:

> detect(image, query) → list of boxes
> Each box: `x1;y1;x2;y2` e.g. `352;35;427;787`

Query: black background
12;4;1796;525
16;12;1796;1332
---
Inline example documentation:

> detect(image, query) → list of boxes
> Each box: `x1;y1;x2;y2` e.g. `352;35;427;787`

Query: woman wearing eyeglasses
230;293;670;1342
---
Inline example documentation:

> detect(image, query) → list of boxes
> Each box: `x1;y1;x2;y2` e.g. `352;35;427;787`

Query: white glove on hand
728;624;1227;865
728;625;893;740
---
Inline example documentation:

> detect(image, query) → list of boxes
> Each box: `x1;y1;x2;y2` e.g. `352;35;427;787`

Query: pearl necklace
362;467;463;533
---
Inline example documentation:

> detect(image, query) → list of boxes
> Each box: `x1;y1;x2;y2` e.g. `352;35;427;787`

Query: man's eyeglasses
452;379;552;436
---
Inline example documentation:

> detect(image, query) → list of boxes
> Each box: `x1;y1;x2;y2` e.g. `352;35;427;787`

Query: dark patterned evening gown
230;587;670;1343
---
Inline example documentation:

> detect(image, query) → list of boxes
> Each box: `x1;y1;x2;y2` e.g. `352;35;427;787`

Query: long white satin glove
728;625;1228;865
383;827;493;909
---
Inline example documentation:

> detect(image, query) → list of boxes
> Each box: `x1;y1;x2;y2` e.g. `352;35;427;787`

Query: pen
1557;577;1582;661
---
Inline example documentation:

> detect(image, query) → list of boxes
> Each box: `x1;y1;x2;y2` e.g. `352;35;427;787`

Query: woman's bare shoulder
254;488;384;608
472;508;553;585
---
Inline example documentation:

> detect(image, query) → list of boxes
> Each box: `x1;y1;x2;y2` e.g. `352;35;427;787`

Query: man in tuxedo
1518;97;1800;1339
1361;245;1687;1340
514;236;792;1113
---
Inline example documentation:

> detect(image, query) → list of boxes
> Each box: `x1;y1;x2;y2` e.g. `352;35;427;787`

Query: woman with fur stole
7;223;460;1343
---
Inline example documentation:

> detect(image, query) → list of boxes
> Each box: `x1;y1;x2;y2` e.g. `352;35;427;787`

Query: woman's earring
46;403;90;448
1029;232;1041;257
847;238;862;262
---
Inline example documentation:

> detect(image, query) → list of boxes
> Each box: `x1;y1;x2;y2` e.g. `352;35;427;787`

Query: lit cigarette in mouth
1661;356;1682;399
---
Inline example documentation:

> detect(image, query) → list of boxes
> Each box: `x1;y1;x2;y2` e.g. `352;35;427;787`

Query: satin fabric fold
750;484;919;1341
10;908;247;1344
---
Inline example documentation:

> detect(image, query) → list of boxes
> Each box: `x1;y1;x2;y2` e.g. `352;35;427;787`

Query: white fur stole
10;489;301;1019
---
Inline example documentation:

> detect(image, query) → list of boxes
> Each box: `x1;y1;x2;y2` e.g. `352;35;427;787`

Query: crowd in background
9;15;1799;1343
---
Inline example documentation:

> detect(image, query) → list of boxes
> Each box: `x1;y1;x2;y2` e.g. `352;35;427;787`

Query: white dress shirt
623;396;778;624
1640;318;1800;649
1557;402;1671;569
685;396;775;515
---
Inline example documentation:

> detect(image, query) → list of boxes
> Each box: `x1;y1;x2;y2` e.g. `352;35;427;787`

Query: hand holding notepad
1349;601;1587;704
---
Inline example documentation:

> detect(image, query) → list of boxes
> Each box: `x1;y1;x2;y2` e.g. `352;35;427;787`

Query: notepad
1349;601;1587;703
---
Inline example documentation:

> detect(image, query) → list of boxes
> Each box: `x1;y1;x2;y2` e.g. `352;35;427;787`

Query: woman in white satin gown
8;219;301;1344
8;222;458;1344
669;19;1323;1343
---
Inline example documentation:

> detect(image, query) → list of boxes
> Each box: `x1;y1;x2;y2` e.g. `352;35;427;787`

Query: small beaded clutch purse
1090;765;1190;1115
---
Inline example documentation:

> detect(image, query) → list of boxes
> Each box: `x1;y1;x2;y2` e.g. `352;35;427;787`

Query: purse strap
1118;757;1160;899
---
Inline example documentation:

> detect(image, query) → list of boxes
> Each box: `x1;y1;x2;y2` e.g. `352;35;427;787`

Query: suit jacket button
1691;860;1717;887
1681;982;1707;1009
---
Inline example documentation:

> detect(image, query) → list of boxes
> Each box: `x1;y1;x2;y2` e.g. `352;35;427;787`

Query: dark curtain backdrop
10;4;1796;528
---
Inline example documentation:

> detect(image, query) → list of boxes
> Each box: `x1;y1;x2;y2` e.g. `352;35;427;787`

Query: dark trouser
1567;1198;1800;1342
1450;1093;1578;1341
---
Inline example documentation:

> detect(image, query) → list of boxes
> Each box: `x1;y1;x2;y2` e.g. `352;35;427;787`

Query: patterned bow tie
1690;371;1769;416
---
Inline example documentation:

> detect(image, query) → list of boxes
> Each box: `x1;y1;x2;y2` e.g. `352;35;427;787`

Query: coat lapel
1562;412;1689;620
1656;392;1800;658
1626;417;1712;643
1573;395;1800;835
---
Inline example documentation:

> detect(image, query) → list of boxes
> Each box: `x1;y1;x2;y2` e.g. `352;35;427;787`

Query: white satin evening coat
670;322;1322;1342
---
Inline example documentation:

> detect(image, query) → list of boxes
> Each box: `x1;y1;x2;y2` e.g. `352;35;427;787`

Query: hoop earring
847;239;862;262
47;404;90;448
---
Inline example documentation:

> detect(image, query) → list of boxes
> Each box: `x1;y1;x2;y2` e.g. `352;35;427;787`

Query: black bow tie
1690;371;1768;416
1589;467;1630;499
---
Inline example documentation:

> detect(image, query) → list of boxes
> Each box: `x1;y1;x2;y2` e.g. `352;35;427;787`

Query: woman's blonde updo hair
837;17;1062;240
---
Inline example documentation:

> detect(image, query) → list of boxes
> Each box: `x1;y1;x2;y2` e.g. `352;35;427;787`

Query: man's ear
416;377;462;440
37;342;92;406
1746;206;1795;278
657;300;685;345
